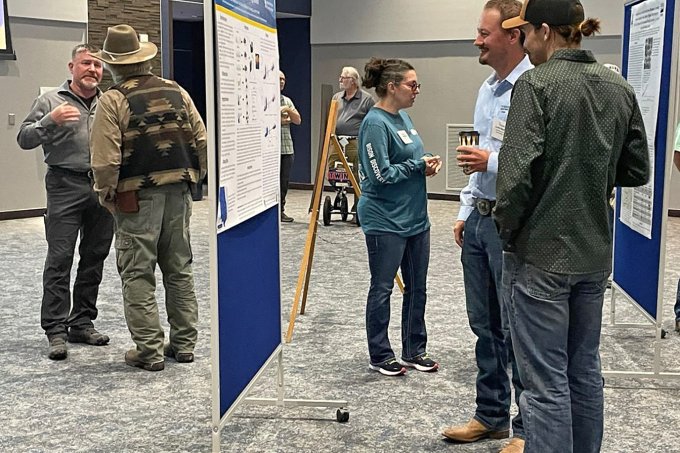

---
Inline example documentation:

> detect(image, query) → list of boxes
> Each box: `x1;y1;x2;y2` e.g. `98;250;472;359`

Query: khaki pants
328;139;360;196
114;183;198;362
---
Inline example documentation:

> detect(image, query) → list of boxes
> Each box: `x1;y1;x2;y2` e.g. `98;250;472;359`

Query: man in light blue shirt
442;1;532;451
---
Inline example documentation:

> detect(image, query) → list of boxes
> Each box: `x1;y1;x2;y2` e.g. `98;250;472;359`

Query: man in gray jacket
17;44;114;361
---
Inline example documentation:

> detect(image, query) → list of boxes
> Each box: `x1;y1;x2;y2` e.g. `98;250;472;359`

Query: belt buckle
477;199;491;216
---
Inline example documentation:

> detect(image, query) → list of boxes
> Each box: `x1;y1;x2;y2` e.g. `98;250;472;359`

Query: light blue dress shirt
457;55;533;221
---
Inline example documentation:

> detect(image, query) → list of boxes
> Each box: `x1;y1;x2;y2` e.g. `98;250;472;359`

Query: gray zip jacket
17;80;99;172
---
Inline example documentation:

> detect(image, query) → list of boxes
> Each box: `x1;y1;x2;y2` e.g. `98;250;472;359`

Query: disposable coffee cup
458;130;479;147
458;131;479;175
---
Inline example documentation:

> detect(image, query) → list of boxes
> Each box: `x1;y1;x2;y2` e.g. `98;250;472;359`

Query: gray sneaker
68;327;110;346
48;337;68;360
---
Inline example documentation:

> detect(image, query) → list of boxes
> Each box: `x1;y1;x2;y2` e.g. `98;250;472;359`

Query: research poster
214;0;280;232
619;0;665;239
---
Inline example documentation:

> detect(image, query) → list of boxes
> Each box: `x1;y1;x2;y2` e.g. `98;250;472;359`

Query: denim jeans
365;229;430;364
461;210;523;437
503;251;608;453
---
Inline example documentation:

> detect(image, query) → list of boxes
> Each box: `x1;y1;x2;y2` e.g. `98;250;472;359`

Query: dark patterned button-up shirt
494;49;650;274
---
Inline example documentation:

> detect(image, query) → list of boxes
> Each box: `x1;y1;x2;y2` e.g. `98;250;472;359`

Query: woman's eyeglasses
400;81;421;92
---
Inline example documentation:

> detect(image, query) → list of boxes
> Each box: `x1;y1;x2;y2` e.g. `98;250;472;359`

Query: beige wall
0;0;88;215
311;0;625;44
310;0;626;195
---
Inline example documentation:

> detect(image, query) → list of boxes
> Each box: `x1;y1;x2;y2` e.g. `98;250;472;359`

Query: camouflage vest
112;75;200;190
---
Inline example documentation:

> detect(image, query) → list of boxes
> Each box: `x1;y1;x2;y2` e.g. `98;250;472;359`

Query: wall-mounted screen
0;0;16;60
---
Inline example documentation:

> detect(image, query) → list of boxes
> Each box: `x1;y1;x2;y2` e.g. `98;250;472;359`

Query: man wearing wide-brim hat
90;24;208;372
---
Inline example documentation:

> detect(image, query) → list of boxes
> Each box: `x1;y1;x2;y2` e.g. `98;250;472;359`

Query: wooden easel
284;100;404;343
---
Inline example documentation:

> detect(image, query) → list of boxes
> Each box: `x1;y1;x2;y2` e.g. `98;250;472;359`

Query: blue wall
277;17;311;183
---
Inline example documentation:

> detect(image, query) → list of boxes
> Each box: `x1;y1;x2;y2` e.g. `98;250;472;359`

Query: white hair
341;66;361;85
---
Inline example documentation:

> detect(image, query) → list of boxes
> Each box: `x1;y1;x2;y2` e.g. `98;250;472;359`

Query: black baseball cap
502;0;585;29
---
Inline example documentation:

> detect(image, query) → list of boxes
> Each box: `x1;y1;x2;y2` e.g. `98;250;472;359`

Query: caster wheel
340;195;349;221
323;196;332;226
333;193;342;210
336;408;349;423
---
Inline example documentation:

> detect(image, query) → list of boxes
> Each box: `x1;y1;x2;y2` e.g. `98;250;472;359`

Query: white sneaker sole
368;363;406;376
400;359;439;372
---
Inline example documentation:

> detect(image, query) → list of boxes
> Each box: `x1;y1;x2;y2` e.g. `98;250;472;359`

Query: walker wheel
323;196;332;226
340;195;349;221
336;408;349;423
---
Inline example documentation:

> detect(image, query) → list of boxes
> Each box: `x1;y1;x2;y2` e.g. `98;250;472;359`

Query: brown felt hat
91;24;157;65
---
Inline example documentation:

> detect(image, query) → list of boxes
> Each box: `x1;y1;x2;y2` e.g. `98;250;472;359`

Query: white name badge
410;129;419;135
397;130;413;144
492;118;506;141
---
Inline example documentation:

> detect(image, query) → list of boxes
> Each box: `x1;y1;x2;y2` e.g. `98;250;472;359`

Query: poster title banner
215;0;277;29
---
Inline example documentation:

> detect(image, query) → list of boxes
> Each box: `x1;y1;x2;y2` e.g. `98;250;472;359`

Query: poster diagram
619;0;665;239
214;0;280;232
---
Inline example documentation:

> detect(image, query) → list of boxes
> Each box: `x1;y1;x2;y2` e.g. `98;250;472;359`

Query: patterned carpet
0;189;679;452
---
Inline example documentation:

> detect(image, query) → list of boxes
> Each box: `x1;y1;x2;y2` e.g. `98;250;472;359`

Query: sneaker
48;336;68;361
368;358;406;376
400;353;439;372
281;212;294;223
124;349;164;371
164;343;194;363
68;327;110;346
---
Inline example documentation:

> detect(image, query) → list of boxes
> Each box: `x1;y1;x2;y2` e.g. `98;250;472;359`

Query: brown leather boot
442;418;509;442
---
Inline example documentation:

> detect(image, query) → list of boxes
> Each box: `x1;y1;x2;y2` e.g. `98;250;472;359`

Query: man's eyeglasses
400;81;421;92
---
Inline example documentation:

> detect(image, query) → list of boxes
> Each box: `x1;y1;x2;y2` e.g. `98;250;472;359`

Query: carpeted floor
1;189;679;452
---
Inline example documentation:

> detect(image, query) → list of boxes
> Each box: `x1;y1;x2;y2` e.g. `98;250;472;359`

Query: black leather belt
474;198;496;216
48;166;92;180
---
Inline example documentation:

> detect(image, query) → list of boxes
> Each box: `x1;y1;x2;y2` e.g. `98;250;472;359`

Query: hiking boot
124;349;164;371
48;336;68;361
368;358;406;376
281;212;294;223
442;418;510;443
68;327;110;346
400;353;439;372
164;343;194;363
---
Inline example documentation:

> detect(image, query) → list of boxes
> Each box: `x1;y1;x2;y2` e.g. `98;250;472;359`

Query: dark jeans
503;251;608;453
42;169;114;338
675;280;680;321
280;154;294;212
461;210;523;437
365;229;430;364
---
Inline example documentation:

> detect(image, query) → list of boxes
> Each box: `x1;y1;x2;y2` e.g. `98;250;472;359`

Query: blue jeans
503;251;608;453
461;210;523;437
365;229;430;364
